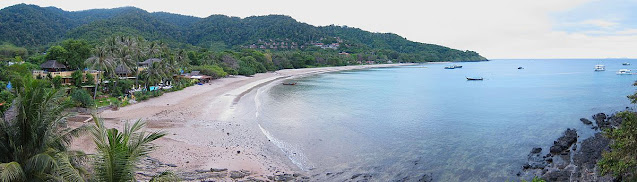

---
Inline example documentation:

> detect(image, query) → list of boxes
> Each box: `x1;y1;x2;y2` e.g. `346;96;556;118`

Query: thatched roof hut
115;64;132;75
138;58;161;67
40;60;66;72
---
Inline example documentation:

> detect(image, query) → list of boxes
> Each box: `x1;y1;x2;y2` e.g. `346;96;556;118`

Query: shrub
70;88;94;108
190;65;228;79
52;76;62;88
85;73;95;86
71;70;83;87
0;89;14;112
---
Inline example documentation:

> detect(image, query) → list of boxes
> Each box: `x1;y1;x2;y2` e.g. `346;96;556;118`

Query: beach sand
70;63;414;180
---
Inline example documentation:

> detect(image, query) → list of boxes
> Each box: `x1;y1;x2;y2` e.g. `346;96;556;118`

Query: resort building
32;60;101;85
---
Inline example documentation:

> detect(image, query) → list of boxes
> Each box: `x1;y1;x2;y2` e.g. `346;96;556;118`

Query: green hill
0;3;487;61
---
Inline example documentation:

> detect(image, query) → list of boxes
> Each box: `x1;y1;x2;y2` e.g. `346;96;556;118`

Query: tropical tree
90;117;165;182
140;62;168;91
85;46;115;99
0;76;88;181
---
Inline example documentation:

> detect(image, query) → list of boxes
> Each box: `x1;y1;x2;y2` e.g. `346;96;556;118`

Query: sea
254;59;636;181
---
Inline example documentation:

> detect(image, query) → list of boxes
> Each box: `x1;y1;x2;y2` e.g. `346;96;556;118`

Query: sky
1;0;636;59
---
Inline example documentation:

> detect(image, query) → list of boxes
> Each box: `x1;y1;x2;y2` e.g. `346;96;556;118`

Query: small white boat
617;69;633;75
623;62;631;66
595;65;605;71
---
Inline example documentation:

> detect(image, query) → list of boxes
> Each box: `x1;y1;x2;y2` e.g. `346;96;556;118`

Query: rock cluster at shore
520;112;624;181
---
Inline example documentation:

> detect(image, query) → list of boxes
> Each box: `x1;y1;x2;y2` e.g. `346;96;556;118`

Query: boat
617;69;633;75
518;67;524;69
594;65;605;71
444;65;463;69
623;62;631;66
282;82;297;85
466;77;483;81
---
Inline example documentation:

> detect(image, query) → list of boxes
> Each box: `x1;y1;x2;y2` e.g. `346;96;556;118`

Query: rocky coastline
519;112;625;181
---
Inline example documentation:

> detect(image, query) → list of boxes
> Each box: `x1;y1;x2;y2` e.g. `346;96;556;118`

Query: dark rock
550;128;577;154
229;170;249;179
195;169;210;173
418;174;433;182
552;155;570;169
164;163;177;167
351;174;362;179
523;164;531;169
594;113;610;129
531;147;542;154
573;133;610;169
274;174;294;181
580;118;593;125
526;147;549;169
210;168;227;172
325;172;332;176
542;169;570;182
607;114;624;128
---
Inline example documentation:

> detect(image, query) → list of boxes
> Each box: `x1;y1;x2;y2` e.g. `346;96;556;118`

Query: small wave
257;123;314;171
254;84;314;170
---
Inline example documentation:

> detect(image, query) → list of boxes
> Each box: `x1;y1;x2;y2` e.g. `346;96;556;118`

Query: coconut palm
90;116;165;182
140;61;169;91
175;49;190;69
86;46;115;99
0;77;88;181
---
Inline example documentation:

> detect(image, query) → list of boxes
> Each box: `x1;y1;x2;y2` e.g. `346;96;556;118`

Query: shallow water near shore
255;59;636;181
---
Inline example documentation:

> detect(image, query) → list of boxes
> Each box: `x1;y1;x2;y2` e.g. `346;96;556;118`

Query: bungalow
115;64;136;79
32;60;100;85
179;71;212;83
138;58;161;68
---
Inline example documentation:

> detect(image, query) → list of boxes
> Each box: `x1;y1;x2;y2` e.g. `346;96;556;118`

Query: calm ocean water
255;59;636;181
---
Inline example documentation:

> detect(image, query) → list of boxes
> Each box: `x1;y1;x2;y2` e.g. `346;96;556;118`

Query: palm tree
140;62;168;92
86;46;115;99
175;49;190;70
0;76;88;181
90;116;165;182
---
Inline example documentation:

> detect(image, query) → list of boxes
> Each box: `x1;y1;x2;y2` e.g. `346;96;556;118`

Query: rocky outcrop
520;112;624;181
549;128;577;154
580;118;593;125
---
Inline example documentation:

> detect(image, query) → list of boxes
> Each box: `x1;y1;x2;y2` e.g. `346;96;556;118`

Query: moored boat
445;65;463;69
617;69;633;75
595;65;605;71
282;82;297;85
466;77;483;80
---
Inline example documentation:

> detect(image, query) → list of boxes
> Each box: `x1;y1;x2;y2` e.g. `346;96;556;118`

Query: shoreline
70;63;416;181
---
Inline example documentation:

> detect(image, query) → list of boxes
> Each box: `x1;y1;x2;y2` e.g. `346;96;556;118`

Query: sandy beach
71;63;414;181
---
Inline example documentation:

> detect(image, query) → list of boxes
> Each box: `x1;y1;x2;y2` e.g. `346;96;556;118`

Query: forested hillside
0;3;486;62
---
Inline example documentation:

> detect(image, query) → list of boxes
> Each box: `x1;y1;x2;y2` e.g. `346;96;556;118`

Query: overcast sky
1;0;636;59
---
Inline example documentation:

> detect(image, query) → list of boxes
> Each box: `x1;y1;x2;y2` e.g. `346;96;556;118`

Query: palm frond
54;153;85;182
0;162;25;182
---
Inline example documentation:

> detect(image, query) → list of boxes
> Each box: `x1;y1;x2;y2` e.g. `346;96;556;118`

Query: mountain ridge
0;3;486;62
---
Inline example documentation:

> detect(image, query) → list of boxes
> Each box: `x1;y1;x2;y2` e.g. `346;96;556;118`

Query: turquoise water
256;59;636;181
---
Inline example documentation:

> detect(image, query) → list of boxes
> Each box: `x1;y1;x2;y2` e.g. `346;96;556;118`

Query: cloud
579;19;618;29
